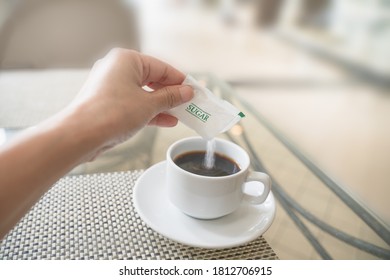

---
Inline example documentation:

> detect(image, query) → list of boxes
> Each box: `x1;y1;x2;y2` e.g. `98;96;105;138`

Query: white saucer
133;161;276;249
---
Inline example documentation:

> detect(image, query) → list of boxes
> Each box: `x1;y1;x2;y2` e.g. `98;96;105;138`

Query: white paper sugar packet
168;75;245;139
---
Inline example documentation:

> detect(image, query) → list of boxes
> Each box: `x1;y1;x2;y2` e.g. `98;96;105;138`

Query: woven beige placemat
0;171;277;260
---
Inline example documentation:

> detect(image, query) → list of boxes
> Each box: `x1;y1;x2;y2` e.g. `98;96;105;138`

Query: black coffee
174;151;240;177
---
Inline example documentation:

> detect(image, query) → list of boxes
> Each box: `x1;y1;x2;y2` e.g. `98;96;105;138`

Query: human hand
0;48;194;237
67;48;194;159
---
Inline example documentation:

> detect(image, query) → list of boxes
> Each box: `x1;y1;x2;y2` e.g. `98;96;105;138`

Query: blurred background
0;0;389;259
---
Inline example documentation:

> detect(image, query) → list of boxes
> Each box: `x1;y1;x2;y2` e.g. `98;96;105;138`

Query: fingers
148;113;179;127
139;53;186;86
150;85;193;112
100;48;185;87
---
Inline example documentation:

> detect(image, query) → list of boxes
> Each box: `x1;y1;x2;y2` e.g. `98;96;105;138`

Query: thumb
151;85;193;112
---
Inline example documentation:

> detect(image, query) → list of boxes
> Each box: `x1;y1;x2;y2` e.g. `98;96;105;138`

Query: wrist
48;105;108;164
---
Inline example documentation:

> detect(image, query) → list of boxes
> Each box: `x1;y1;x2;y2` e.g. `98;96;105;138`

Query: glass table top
0;70;388;259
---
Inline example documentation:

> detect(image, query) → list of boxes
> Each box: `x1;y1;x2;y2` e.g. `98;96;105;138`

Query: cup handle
243;171;272;204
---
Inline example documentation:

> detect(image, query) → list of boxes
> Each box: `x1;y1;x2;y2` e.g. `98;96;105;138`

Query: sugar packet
168;75;245;139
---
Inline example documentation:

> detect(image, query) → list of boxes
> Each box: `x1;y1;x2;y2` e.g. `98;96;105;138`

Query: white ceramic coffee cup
166;137;271;219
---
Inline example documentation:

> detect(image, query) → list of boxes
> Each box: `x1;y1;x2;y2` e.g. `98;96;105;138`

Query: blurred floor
137;1;390;259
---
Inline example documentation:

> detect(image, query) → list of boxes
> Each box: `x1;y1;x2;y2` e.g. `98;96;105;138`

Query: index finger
140;53;185;87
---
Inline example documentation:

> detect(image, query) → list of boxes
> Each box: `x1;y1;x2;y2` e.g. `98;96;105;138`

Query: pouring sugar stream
168;75;245;170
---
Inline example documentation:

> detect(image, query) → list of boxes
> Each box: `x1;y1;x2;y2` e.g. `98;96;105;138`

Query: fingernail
179;85;193;102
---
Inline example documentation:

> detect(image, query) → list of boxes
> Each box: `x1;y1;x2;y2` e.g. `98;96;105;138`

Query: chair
0;0;158;173
0;0;140;69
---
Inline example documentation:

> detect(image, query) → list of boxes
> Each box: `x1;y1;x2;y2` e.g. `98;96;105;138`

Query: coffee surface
174;151;240;177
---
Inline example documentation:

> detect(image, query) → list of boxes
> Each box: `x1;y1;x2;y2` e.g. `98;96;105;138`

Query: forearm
0;106;104;239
